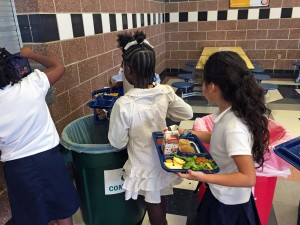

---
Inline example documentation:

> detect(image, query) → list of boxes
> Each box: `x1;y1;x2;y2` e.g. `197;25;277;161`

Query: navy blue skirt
196;186;261;225
4;145;80;225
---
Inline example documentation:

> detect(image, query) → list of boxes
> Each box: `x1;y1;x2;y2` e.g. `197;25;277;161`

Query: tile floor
72;77;300;225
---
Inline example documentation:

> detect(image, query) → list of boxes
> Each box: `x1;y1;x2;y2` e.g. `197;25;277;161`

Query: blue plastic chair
251;61;260;67
252;67;266;74
185;60;197;67
259;83;278;94
171;82;202;98
255;74;271;83
292;62;300;83
182;66;195;73
177;73;196;82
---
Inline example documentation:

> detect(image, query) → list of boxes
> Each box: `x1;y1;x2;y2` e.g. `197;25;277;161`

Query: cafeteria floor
73;77;300;225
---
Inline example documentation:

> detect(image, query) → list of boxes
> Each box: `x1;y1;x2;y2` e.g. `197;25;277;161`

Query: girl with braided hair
178;51;271;225
0;47;79;225
108;31;193;225
113;31;160;93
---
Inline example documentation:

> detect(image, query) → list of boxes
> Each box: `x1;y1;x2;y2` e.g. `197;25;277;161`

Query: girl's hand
177;127;185;134
178;127;192;137
20;47;35;59
176;170;206;182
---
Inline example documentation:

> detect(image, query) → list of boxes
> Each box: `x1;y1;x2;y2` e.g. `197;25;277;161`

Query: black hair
0;48;20;89
117;30;156;88
203;51;271;168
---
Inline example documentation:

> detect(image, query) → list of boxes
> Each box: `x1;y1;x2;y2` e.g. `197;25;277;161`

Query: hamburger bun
179;145;195;153
179;139;190;146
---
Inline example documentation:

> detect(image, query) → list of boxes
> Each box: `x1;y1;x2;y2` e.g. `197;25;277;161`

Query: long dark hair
0;48;20;89
117;30;156;88
203;51;271;168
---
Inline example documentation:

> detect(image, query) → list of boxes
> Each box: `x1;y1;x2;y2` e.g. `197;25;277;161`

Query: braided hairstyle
117;30;156;89
0;47;20;89
203;51;271;168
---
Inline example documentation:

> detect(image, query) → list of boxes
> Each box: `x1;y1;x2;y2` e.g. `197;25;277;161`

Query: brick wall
164;0;300;74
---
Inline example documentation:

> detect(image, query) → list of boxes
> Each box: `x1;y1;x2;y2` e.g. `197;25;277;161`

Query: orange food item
195;157;211;163
157;138;163;145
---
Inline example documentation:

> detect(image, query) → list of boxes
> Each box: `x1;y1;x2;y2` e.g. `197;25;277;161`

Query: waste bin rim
63;114;94;127
60;114;126;154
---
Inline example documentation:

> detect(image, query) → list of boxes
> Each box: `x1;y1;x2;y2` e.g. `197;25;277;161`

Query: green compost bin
60;115;146;225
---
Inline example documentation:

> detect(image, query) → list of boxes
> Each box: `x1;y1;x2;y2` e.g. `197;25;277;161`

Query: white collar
213;107;232;123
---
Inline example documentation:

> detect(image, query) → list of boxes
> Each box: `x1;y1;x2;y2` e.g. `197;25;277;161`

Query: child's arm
191;130;211;144
20;47;65;85
167;98;193;121
108;100;130;149
179;128;211;144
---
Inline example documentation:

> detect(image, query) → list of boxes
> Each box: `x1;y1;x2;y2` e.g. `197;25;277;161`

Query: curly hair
203;51;271;168
0;48;20;89
116;30;156;88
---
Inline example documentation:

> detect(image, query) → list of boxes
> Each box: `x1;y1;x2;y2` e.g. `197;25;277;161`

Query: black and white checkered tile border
17;13;164;43
57;13;164;40
17;7;299;43
167;7;299;22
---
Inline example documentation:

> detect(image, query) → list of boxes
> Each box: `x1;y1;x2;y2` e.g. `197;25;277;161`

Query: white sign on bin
104;168;125;195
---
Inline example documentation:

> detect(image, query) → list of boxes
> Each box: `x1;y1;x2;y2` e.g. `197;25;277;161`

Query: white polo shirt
208;107;253;205
0;70;59;162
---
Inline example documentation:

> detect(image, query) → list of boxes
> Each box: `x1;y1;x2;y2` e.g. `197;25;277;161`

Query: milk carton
162;130;179;155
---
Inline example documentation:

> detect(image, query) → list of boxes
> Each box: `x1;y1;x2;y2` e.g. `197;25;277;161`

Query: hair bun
117;32;134;49
134;31;146;44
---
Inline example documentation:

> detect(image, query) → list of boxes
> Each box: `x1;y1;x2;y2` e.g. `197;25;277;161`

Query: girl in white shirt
178;51;271;225
108;31;193;225
0;47;79;225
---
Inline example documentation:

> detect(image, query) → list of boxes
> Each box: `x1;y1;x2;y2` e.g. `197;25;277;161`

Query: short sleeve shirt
0;70;59;161
208;107;253;205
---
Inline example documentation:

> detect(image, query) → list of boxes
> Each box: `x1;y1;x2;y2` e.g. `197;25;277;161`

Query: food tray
92;86;123;98
87;95;117;109
7;52;32;78
87;87;121;123
152;131;219;173
274;137;300;170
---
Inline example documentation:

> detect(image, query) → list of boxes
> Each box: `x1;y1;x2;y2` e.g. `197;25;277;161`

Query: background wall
164;0;300;74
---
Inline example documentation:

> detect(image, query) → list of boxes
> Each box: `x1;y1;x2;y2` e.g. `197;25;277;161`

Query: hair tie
124;39;154;51
142;40;154;48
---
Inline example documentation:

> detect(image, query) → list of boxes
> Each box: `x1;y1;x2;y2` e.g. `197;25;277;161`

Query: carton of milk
162;130;179;155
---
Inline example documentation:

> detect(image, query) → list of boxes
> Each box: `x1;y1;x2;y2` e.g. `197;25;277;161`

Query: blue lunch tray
5;51;32;78
152;131;220;173
87;95;117;109
87;87;121;123
274;136;300;171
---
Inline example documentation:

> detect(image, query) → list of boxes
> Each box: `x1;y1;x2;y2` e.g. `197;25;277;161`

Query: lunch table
196;47;254;70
